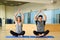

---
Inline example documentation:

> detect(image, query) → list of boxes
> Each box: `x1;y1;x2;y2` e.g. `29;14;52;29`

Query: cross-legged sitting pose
10;9;25;37
33;10;49;37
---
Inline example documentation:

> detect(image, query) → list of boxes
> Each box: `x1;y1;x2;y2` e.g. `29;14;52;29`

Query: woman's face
17;17;21;22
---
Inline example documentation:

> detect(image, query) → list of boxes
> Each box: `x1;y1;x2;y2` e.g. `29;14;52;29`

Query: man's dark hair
38;15;43;18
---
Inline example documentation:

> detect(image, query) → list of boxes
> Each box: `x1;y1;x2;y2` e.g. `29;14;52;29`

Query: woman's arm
21;12;24;23
15;9;21;21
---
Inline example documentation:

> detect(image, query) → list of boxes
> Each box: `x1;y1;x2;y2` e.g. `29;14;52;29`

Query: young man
33;10;49;37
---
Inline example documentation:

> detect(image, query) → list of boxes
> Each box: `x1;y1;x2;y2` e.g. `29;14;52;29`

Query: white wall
5;6;18;20
5;3;46;20
53;0;60;9
5;2;60;20
0;5;5;28
45;0;60;9
18;3;46;13
0;5;5;18
19;2;60;12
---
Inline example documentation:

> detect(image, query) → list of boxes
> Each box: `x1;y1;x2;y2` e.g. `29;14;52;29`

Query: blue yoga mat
6;36;54;38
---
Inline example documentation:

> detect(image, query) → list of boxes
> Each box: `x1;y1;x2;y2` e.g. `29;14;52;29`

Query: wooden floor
0;24;60;40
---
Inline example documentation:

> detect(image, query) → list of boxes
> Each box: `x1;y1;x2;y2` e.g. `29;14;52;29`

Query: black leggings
10;30;25;37
33;30;49;36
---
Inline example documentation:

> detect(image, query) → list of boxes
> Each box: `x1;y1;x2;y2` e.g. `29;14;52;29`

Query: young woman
33;10;49;37
10;9;25;37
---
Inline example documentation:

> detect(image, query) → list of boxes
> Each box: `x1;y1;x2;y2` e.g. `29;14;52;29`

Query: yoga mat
6;36;54;38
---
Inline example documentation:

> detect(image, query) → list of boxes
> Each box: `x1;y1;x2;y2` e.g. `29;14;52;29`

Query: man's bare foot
39;34;43;36
38;34;45;37
41;34;44;36
35;34;40;37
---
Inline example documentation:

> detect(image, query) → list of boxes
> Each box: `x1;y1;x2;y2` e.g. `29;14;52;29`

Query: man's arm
34;10;41;21
43;13;47;21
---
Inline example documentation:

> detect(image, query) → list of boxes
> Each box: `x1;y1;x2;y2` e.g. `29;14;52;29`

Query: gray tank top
15;22;22;33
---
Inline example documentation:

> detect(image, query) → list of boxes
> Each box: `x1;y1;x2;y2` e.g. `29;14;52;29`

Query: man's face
38;17;42;21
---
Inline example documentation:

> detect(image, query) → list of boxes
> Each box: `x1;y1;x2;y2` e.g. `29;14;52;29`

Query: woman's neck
17;21;21;23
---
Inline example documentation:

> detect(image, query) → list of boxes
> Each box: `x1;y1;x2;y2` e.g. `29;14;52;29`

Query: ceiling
6;0;53;4
0;0;59;6
0;0;29;6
